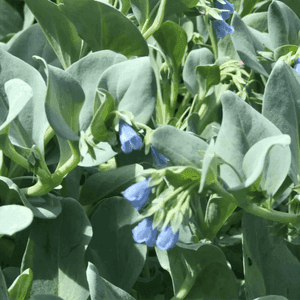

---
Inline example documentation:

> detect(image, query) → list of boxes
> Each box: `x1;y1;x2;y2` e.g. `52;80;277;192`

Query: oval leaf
0;205;33;236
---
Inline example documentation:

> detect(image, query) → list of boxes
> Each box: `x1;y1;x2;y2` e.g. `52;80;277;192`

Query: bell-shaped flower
119;119;143;153
212;19;234;40
156;226;179;251
121;178;151;211
294;58;300;75
132;217;157;247
215;0;234;21
151;146;169;166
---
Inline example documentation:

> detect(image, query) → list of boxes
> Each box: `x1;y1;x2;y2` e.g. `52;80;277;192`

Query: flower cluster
121;178;179;250
119;119;169;166
212;0;235;40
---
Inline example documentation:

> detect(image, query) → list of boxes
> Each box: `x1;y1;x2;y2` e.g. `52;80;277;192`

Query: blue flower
121;178;152;210
119;119;143;153
156;226;179;251
132;217;157;247
215;0;234;21
294;58;300;75
212;19;234;40
151;146;169;166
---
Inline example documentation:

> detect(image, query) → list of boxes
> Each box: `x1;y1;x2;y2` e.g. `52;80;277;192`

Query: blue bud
212;19;234;40
151;146;169;166
121;178;151;211
215;0;234;21
132;217;157;247
119;119;142;153
156;226;179;251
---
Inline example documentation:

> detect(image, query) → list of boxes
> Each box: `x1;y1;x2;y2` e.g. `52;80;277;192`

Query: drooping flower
121;178;152;211
212;19;234;40
132;217;157;247
294;58;300;75
215;0;234;21
119;119;143;153
151;146;169;166
156;226;179;251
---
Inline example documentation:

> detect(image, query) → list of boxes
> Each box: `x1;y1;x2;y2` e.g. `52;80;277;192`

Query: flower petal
151;146;169;166
156;226;179;251
132;217;157;247
121;178;151;210
213;20;234;40
119;119;143;153
215;0;234;20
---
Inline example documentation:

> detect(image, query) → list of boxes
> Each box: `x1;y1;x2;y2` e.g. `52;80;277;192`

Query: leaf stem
142;0;168;40
20;141;81;196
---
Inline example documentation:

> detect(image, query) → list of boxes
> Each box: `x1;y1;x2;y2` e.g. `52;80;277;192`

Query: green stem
205;15;218;60
171;266;200;300
141;1;160;35
142;0;168;40
175;92;192;120
212;181;300;226
260;74;268;86
20;141;81;197
197;83;233;133
141;260;151;278
4;139;50;179
43;126;55;148
149;47;166;124
242;203;300;225
169;69;180;119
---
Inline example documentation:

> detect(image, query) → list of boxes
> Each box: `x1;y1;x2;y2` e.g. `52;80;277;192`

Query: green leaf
24;0;82;69
243;12;268;33
8;268;33;300
130;0;149;26
66;50;127;132
273;44;299;61
183;48;215;96
155;243;239;299
0;0;23;39
268;1;300;49
86;262;135;300
86;197;147;293
262;60;300;186
253;296;288;300
58;0;149;58
199;138;223;194
91;89;115;144
21;198;91;299
153;20;187;72
7;24;63;72
34;56;85;141
0;205;33;236
230;135;291;197
0;79;32;132
98;57;157;124
231;12;271;77
150;125;208;168
243;212;300;299
79;164;144;206
195;64;220;98
239;0;260;18
0;267;10;300
205;195;237;240
214;91;283;189
0;48;48;156
27;193;62;219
